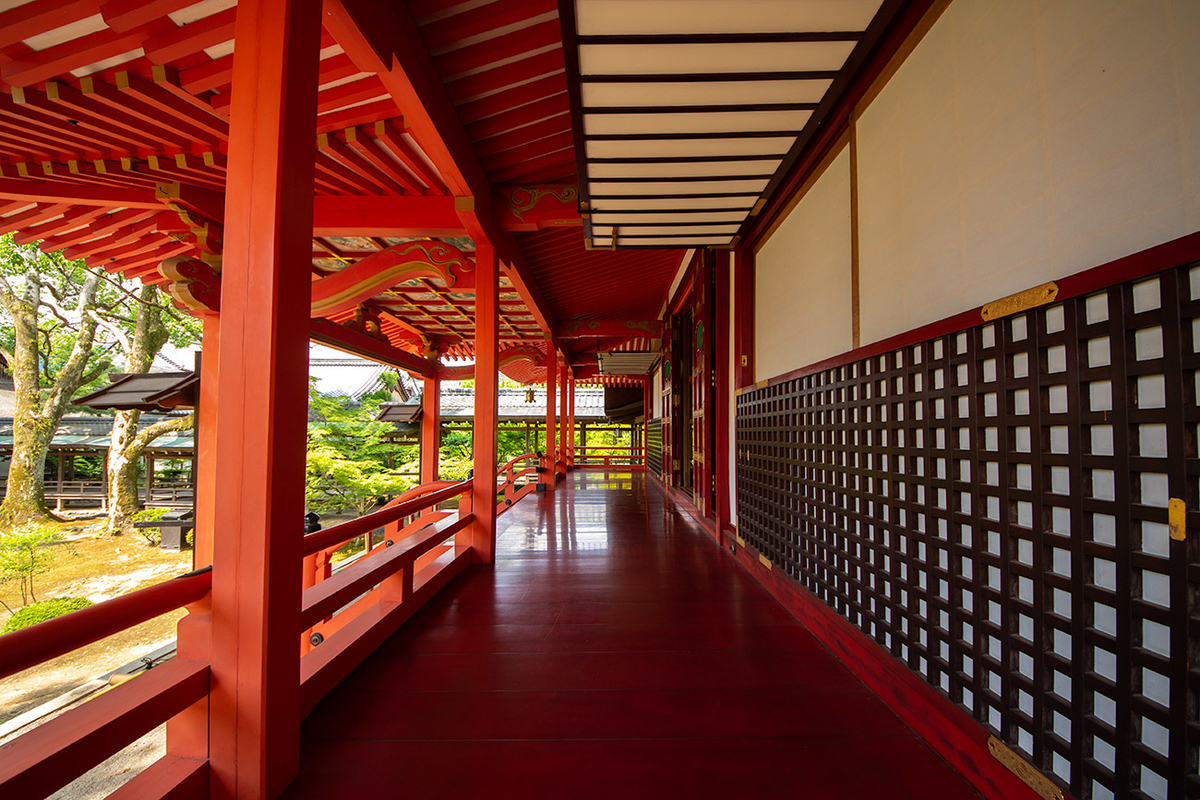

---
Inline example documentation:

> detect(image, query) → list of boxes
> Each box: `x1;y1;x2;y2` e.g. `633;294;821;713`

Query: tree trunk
106;408;142;535
106;284;170;535
1;277;53;526
0;268;105;528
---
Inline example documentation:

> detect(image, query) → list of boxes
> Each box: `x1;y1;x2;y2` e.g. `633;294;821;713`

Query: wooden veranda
0;2;1197;800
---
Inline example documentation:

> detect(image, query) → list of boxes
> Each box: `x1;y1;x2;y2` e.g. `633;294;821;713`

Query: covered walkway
285;472;979;799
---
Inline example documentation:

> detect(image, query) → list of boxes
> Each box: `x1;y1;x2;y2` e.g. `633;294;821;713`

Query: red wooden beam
311;193;461;236
310;318;434;378
145;6;238;65
101;0;198;32
207;0;321;797
0;178;161;208
1;26;149;88
0;0;99;52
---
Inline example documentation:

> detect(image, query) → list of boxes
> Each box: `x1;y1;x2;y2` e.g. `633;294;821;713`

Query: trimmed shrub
2;596;93;634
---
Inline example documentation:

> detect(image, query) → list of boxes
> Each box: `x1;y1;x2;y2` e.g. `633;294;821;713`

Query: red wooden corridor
284;472;981;799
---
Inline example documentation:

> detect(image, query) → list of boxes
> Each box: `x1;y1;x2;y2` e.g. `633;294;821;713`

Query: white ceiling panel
581;79;834;108
588;160;781;178
584;110;812;136
591;211;749;224
586;137;794;158
579;41;857;76
590;178;769;196
592;196;757;210
576;0;884;36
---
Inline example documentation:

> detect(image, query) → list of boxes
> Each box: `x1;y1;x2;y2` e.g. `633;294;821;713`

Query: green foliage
131;507;171;546
1;596;93;634
0;524;68;609
306;382;418;516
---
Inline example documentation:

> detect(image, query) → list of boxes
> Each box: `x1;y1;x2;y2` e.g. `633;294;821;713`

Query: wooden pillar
558;361;568;477
420;366;440;484
471;244;499;563
545;355;557;483
143;455;154;505
714;251;732;534
208;1;322;797
566;376;575;469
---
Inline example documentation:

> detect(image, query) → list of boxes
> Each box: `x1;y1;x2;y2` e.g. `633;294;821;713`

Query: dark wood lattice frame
736;262;1200;800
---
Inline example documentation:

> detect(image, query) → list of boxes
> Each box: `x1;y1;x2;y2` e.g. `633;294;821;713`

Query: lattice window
646;418;664;478
735;262;1200;800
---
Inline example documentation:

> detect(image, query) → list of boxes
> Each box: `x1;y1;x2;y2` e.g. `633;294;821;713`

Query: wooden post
567;375;575;470
471;244;499;563
143;455;154;506
714;251;732;534
208;1;321;797
545;354;556;485
420;363;440;485
558;361;568;478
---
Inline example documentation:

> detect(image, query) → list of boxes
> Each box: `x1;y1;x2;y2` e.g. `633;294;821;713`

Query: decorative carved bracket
310;240;475;318
159;257;221;315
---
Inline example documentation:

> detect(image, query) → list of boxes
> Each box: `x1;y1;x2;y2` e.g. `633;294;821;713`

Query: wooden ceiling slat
342;127;427;195
456;73;564;127
466;94;567;140
446;49;565;106
475;113;569;159
420;0;556;53
434;19;560;80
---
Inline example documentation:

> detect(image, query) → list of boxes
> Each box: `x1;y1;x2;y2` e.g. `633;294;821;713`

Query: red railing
573;445;646;469
0;569;213;799
0;478;478;799
495;452;541;513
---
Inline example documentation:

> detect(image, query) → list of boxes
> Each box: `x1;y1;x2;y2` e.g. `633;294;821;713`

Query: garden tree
306;383;419;516
0;236;116;527
99;283;200;535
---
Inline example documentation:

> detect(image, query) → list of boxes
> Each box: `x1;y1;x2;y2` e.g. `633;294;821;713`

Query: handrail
0;567;213;681
498;452;538;473
302;479;471;557
382;480;462;508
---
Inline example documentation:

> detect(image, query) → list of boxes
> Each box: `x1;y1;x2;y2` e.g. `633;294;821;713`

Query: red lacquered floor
285;471;981;799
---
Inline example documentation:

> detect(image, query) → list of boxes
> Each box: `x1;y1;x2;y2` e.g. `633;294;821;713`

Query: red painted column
544;352;557;486
558;360;568;478
643;376;651;467
420;356;440;485
714;251;732;534
208;1;321;797
166;313;218;761
567;375;575;469
470;244;498;563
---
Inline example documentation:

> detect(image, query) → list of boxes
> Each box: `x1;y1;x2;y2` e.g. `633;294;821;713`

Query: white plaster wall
857;0;1200;344
652;365;663;419
754;146;854;379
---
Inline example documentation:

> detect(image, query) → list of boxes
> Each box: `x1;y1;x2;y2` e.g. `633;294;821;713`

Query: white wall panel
754;147;853;379
857;0;1200;344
